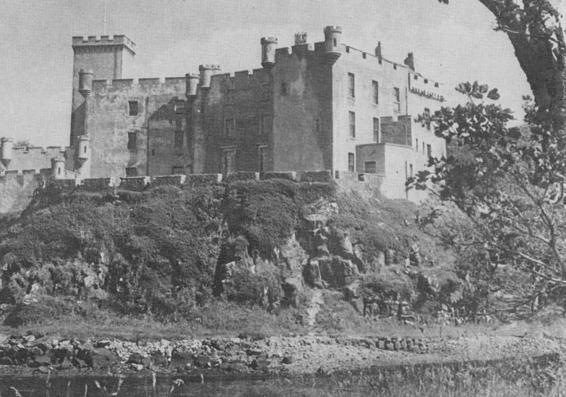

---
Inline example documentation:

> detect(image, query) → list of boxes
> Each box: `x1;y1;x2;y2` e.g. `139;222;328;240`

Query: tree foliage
411;82;566;313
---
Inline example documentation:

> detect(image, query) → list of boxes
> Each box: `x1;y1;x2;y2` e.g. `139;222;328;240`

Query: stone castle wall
0;169;51;214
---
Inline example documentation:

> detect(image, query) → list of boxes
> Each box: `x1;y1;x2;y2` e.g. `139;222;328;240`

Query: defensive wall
0;167;430;216
0;169;51;214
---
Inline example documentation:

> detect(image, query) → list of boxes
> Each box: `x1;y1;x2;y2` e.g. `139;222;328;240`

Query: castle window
172;166;184;174
348;73;355;98
333;38;337;46
373;117;380;142
126;167;137;177
348;152;355;172
424;108;431;130
224;118;235;138
349;111;356;138
174;130;184;148
280;82;288;96
393;87;401;113
427;144;432;158
422;142;425;153
258;146;267;173
259;115;271;135
364;161;377;173
127;132;137;151
128;101;139;116
315;118;320;133
174;100;185;114
372;81;379;104
415;138;419;151
222;149;236;174
409;164;414;178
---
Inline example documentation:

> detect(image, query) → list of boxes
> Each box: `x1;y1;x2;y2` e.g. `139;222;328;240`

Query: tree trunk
478;0;566;127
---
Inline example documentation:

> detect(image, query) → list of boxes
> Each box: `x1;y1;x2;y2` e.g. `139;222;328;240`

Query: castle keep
0;27;447;213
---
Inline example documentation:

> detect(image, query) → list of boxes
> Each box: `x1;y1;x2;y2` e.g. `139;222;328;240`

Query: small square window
172;166;184;174
174;100;185;114
128;101;139;116
126;167;137;177
364;161;377;173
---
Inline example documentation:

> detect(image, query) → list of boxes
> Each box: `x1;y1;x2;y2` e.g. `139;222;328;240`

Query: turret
77;135;89;163
51;155;66;179
185;73;200;97
199;64;221;89
78;69;94;97
260;37;278;69
404;52;415;71
323;25;342;63
0;137;13;167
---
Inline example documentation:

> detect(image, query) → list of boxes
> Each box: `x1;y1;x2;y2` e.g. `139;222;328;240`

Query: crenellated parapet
409;73;445;102
90;77;187;95
0;140;68;173
72;35;136;54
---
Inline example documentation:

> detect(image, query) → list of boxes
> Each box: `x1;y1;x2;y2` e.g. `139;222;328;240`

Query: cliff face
0;179;458;326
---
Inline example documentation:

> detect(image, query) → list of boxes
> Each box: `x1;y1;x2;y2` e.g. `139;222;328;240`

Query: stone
87;348;119;370
127;352;145;364
281;356;294;364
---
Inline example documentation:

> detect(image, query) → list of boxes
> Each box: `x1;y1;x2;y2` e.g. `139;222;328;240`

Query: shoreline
0;332;562;379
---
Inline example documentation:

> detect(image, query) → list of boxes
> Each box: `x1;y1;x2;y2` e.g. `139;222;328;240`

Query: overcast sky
0;0;543;146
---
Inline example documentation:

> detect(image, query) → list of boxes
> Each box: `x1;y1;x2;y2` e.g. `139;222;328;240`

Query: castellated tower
70;35;136;146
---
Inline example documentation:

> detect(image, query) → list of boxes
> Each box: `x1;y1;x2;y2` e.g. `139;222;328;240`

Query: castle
0;26;447;214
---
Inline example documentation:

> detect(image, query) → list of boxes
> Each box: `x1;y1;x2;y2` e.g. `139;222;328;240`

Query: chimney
404;52;415;71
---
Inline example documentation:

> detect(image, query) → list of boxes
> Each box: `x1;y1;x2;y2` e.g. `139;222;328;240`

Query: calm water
0;375;372;397
1;355;560;397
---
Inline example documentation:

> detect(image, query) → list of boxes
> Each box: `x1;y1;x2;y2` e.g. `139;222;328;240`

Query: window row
127;99;185;116
347;73;399;111
223;115;272;138
348;113;381;142
414;138;432;158
221;146;268;174
128;130;185;152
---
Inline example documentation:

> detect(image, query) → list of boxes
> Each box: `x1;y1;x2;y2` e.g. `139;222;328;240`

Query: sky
0;0;546;146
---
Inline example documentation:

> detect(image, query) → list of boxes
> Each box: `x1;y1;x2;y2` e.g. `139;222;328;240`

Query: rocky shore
0;331;561;378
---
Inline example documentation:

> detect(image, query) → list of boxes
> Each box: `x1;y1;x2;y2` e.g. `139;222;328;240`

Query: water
1;375;369;397
1;355;560;396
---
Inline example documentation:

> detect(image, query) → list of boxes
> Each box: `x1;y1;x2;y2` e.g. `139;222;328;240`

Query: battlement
0;142;68;173
210;68;269;91
91;76;186;94
409;73;445;102
72;35;136;54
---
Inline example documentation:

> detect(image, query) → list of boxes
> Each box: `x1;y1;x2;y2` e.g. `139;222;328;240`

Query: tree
411;81;566;314
441;0;565;127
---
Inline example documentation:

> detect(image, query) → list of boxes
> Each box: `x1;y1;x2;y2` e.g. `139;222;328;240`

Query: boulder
282;276;303;307
318;256;359;287
85;348;119;370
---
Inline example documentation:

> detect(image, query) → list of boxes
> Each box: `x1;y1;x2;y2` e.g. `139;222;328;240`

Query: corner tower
70;35;136;145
